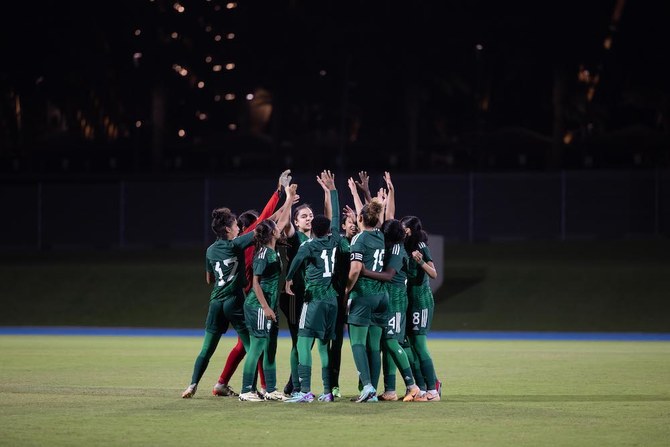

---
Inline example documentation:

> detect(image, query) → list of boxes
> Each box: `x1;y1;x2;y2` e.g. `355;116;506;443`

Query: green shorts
383;310;406;341
407;305;434;336
347;292;389;327
298;296;338;340
205;292;248;336
244;302;277;338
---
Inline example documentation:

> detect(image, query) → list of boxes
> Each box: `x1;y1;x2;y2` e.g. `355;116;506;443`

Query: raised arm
347;177;364;216
242;169;290;235
355;170;373;203
318;170;340;233
317;170;333;220
276;183;298;237
383;171;395;221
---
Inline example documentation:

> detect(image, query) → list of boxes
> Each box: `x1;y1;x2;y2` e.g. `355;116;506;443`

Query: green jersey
286;190;341;301
385;243;409;288
333;237;351;294
406;241;433;287
349;228;386;298
245;246;281;309
285;230;310;296
206;232;254;301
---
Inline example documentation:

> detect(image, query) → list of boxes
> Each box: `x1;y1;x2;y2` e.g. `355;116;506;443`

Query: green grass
1;335;669;446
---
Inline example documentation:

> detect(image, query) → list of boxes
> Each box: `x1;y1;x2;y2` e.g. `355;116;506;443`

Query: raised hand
319;169;336;190
278;169;292;190
347;177;358;195
343;204;356;222
376;187;387;203
383;171;394;193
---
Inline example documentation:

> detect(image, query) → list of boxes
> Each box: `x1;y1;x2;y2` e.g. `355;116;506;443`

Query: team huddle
182;169;442;403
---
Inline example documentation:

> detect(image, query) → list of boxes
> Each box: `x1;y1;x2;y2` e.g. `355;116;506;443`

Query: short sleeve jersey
285;230;310;296
349;228;386;298
206;232;254;301
245;246;281;309
286;189;341;301
385;243;409;287
406;241;433;287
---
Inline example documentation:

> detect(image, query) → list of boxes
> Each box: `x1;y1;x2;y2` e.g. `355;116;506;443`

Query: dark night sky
1;0;668;172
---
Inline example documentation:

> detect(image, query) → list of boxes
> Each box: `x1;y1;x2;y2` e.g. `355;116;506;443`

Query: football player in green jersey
328;205;357;398
345;194;388;403
360;218;421;402
238;185;296;402
280;201;313;395
284;170;341;402
181;183;295;399
181;206;255;398
401;215;440;402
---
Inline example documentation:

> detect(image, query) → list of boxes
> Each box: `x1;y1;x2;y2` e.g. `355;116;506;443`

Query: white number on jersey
372;249;384;272
214;257;239;287
320;248;337;278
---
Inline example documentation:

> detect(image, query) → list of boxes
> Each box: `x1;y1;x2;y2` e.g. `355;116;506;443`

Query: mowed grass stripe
0;336;669;447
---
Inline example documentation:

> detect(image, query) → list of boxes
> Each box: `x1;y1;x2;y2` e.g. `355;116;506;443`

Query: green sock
382;348;397;392
367;326;382;390
264;364;276;393
408;346;425;389
351;344;371;385
386;339;415;387
290;346;300;389
297;364;312;393
191;331;220;384
317;339;331;393
420;358;437;389
242;336;266;392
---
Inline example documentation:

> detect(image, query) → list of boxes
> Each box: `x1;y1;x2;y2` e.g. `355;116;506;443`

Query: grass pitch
0;335;668;446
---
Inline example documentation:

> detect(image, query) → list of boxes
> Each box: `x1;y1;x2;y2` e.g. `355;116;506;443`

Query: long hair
238;210;259;232
211;207;237;239
359;199;383;229
401;215;428;253
381;219;405;250
253;219;277;252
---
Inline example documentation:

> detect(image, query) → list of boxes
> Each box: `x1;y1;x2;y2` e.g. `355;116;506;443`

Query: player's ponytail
211;207;237;239
401;215;428;253
360;199;383;229
253;219;276;252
